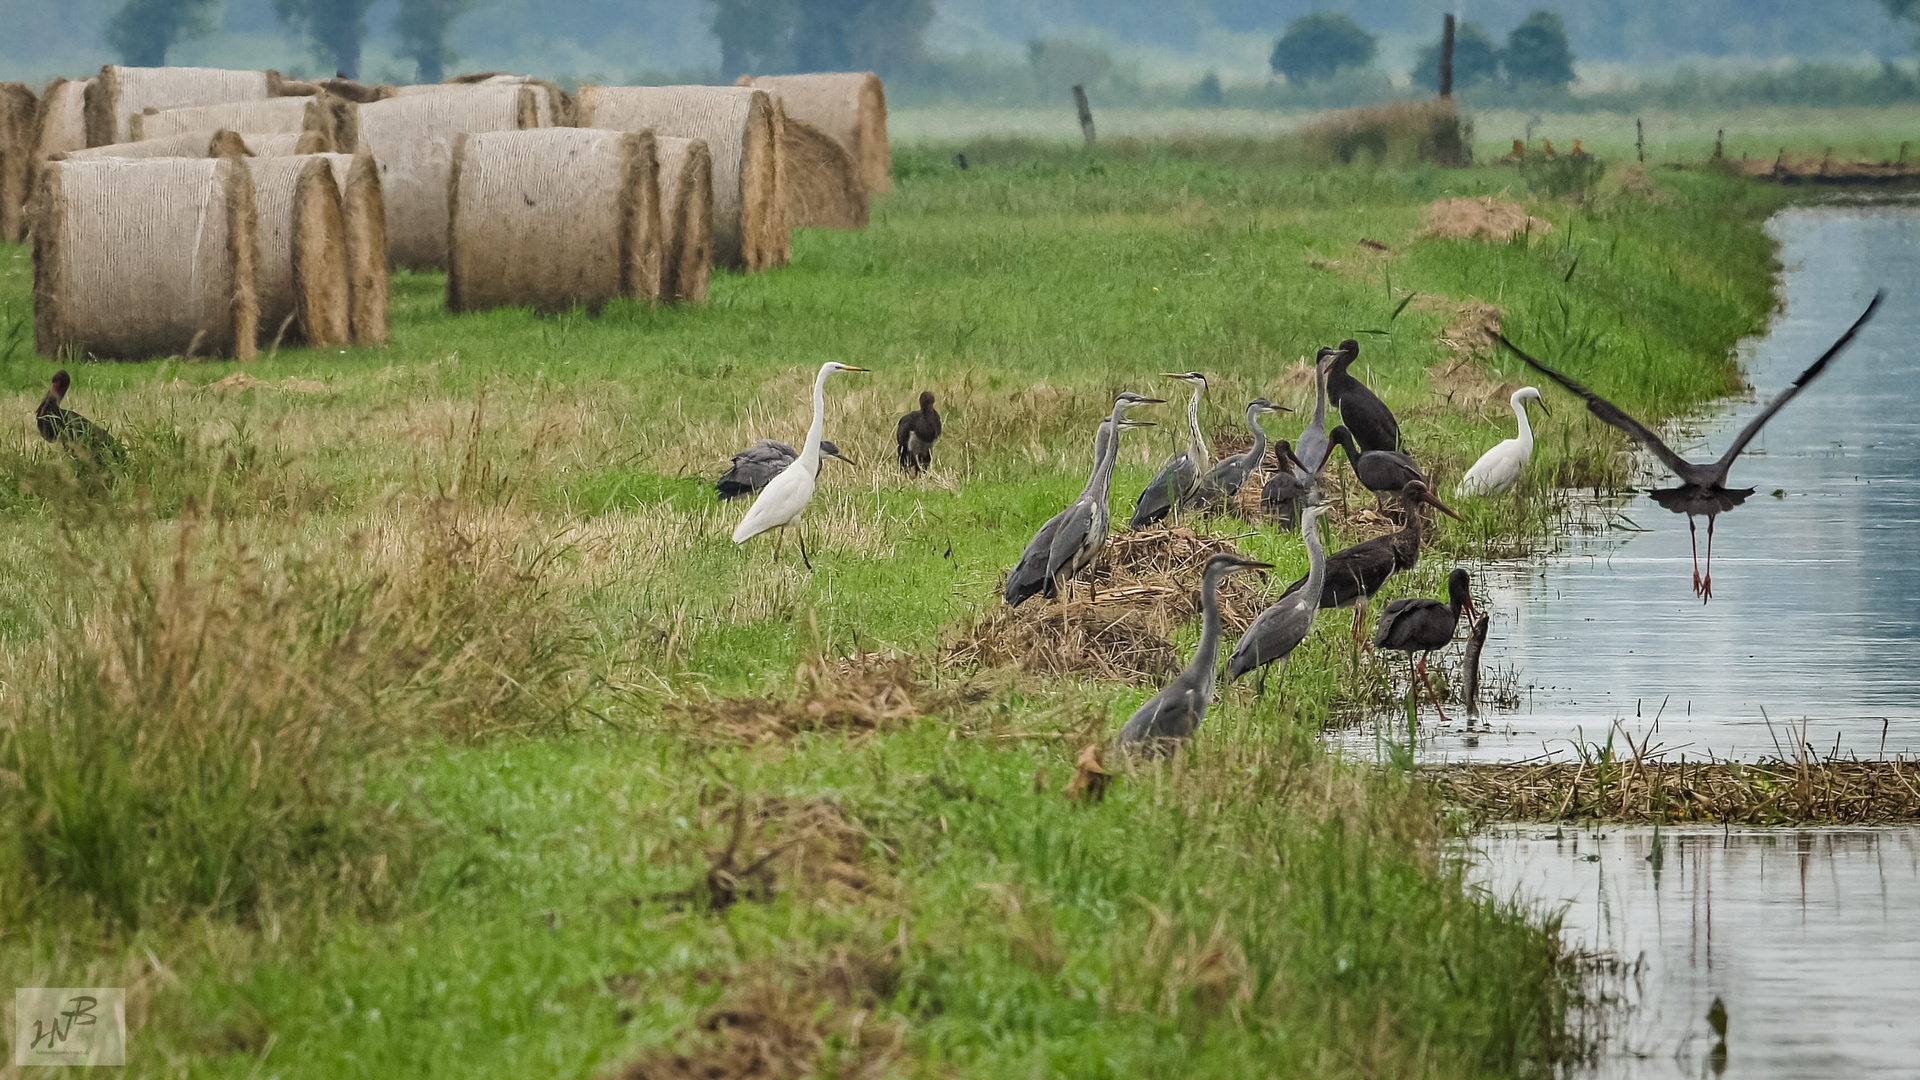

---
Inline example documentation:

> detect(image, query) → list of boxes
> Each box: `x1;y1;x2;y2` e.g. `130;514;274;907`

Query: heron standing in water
1456;387;1548;497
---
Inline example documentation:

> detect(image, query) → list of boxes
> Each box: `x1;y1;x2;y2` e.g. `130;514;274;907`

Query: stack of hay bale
1;81;37;242
737;72;889;230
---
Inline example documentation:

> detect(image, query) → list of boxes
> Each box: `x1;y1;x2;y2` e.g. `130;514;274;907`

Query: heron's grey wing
1716;290;1882;470
1044;502;1094;581
1132;453;1191;526
1005;515;1062;605
1226;596;1311;679
1116;690;1168;745
1494;333;1697;480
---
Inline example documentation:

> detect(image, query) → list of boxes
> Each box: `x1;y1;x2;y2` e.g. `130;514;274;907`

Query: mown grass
0;133;1791;1076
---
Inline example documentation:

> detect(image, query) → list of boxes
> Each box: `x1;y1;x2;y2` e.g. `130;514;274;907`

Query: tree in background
275;0;377;78
105;0;223;66
1412;21;1500;93
395;0;480;82
1269;13;1376;84
790;0;932;76
1504;10;1575;90
710;0;797;80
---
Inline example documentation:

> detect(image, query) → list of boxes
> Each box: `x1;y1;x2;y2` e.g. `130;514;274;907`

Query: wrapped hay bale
249;154;351;348
356;85;542;270
774;111;866;230
574;85;783;272
1;82;36;243
739;72;889;193
59;128;285;161
243;130;335;155
447;128;660;314
398;74;574;127
335;151;389;344
33;156;259;360
85;65;272;147
655;135;712;304
133;96;324;142
34;78;89;158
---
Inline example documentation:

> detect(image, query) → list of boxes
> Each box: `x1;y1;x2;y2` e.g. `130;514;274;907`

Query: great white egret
1456;387;1548;497
731;361;870;567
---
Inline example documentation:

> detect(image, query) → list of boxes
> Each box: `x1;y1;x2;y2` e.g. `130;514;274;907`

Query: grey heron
1327;338;1401;453
717;439;848;501
1115;551;1274;753
1225;503;1331;684
1374;568;1479;722
731;361;870;568
1131;371;1210;529
896;391;942;474
1293;348;1335;480
1494;289;1881;598
1004;392;1165;607
1266;480;1459;644
1181;398;1289;513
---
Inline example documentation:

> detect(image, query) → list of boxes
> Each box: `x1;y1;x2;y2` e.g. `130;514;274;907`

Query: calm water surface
1411;207;1920;764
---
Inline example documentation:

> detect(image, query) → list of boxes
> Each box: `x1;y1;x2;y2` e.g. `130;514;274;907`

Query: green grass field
0;134;1792;1076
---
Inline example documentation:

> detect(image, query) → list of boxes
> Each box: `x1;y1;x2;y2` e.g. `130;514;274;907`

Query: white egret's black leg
799;528;813;571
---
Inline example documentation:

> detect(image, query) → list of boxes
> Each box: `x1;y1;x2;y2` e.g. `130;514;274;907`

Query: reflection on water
1410;207;1920;762
1470;826;1920;1078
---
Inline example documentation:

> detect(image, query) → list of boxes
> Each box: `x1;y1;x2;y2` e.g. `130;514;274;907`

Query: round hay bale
239;130;335;156
655;135;713;304
446;127;661;315
316;79;397;105
60;128;235;161
249;154;351;348
739;72;889;192
133;96;323;142
574;85;784;273
356;85;542;270
33;156;259;360
0;81;37;243
34;78;89;159
398;76;573;127
85;65;271;147
776;112;866;230
338;150;389;345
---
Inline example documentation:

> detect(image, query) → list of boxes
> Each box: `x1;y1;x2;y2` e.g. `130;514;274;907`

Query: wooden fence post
1072;84;1095;146
1439;13;1456;99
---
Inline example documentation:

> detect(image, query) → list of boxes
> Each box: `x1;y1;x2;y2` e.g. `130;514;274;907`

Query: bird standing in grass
1260;440;1309;529
36;370;123;463
1496;290;1881;599
1132;371;1210;529
896;391;941;475
1182;398;1290;513
731;361;869;568
1326;339;1401;453
1374;568;1479;722
717;439;848;501
1293;349;1335;480
1226;503;1330;686
1116;551;1273;753
1273;480;1460;645
1456;387;1548;497
1329;425;1438;504
1005;392;1164;607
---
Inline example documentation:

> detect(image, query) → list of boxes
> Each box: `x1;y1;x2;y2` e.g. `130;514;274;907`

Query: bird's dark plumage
1494;290;1882;598
1373;568;1477;721
716;439;845;500
1329;424;1432;497
1326;339;1400;453
36;370;123;463
896;391;941;474
1276;480;1458;640
1260;440;1308;528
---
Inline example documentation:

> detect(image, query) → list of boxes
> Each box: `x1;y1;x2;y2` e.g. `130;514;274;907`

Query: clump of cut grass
1302;98;1473;167
1419;195;1554;243
1431;758;1920;825
671;655;925;744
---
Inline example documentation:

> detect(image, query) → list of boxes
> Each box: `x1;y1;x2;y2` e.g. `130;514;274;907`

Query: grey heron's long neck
1302;514;1327;600
1191;567;1229;684
1082;405;1128;502
1311;364;1328;428
1243;406;1268;469
1186;385;1209;470
797;367;831;471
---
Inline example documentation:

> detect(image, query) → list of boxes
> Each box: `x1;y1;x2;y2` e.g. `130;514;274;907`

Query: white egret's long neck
797;366;832;471
1186;384;1209;470
1511;394;1534;450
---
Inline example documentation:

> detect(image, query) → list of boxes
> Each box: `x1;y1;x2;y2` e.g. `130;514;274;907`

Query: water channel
1401;207;1920;1076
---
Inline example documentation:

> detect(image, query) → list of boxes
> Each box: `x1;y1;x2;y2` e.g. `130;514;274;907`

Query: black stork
1271;479;1460;644
896;391;942;474
1328;424;1438;512
1326;338;1401;453
1373;567;1479;722
36;370;124;464
1494;290;1882;599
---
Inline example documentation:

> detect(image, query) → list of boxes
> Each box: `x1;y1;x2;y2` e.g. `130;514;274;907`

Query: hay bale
738;73;889;193
0;81;36;243
447;128;660;314
249;154;351;348
59;128;269;161
316;79;397;105
355;85;541;270
655;135;713;304
775;112;866;230
34;78;89;158
134;96;320;141
398;75;573;127
85;65;272;147
574;85;784;272
338;150;389;344
33;156;258;360
244;130;336;156
265;70;321;97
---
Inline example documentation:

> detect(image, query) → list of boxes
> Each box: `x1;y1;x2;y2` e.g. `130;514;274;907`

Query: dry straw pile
34;156;259;360
1303;98;1471;168
356;85;542;270
84;65;273;146
739;72;889;192
0;81;35;242
1420;196;1552;244
575;85;786;272
447;128;661;314
655;135;714;303
1430;759;1920;825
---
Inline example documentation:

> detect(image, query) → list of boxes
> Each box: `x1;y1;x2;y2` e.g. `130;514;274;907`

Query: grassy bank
0;136;1786;1076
